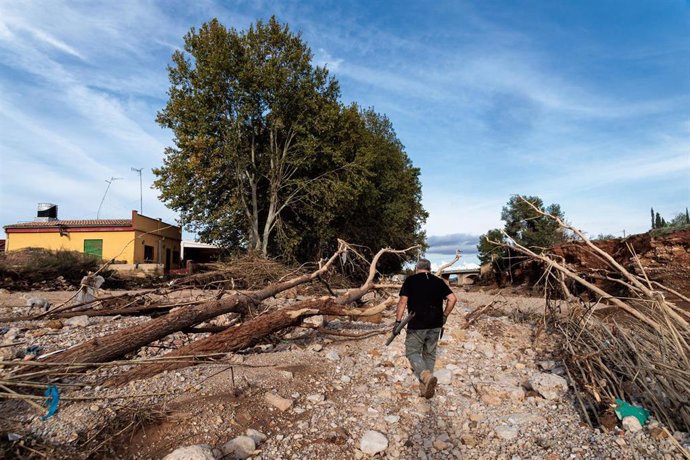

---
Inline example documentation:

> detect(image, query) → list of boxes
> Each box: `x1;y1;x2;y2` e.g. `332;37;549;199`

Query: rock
476;342;494;357
495;425;519;440
360;430;388;455
529;373;568;400
278;370;294;379
650;426;668;440
45;319;63;330
306;393;325;403
303;315;324;327
310;344;323;352
246;428;267;445
0;348;14;361
340;375;351;383
163;444;216;460
476;382;525;405
4;328;21;341
434;368;452;385
433;439;450;450
221;436;256;459
63;315;90;328
384;415;400;423
622;416;643;432
537;360;556;370
325;350;340;361
468;412;485;422
264;392;293;412
26;297;50;311
460;434;477;447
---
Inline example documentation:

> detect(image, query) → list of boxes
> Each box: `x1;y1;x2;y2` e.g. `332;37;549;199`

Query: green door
84;239;103;259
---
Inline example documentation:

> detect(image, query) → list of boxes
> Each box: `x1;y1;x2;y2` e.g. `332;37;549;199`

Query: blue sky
1;1;688;267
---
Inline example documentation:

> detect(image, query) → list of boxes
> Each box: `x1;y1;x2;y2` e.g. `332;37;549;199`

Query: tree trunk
46;296;254;366
104;296;394;386
104;297;339;386
39;245;347;369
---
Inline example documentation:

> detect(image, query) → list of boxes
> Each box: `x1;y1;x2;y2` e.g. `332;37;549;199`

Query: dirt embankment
551;229;690;299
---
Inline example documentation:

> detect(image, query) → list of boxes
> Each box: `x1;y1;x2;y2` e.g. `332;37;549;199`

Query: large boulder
221;436;255;459
360;430;388;455
245;428;267;445
529;373;568;400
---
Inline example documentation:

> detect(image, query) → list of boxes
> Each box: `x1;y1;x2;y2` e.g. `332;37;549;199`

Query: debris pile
0;248;108;291
495;197;690;436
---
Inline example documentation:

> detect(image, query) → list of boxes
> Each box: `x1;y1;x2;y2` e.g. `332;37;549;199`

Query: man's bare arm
396;295;408;321
443;292;458;318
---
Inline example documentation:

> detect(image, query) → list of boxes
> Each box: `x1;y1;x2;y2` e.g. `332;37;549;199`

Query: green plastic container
614;399;650;425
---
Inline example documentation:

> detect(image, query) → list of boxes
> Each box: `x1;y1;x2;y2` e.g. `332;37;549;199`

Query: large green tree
154;18;426;268
478;195;566;265
155;17;339;255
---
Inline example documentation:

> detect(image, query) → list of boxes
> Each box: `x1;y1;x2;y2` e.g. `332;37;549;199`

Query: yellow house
4;210;182;269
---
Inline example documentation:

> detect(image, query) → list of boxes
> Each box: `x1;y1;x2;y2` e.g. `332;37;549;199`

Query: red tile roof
4;219;132;229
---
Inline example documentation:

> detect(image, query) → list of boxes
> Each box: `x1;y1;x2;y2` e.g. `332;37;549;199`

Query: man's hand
393;320;401;334
443;314;449;326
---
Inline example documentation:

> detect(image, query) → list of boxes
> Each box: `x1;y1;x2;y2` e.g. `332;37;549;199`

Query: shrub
0;248;110;288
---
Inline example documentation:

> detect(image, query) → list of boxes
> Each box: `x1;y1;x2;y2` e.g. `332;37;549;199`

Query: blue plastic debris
41;385;60;421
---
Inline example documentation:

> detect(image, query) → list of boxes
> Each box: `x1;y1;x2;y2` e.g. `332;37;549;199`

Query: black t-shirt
399;272;453;330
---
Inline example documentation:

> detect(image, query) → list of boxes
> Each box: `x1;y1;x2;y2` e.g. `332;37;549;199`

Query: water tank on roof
36;203;58;221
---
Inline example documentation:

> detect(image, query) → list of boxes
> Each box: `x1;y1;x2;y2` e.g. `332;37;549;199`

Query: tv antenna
131;167;143;214
97;177;123;219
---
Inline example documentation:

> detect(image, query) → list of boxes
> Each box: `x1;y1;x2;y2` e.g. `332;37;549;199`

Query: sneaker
420;370;438;399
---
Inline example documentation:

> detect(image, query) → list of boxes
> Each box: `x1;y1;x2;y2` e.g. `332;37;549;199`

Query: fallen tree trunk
104;244;417;385
105;297;394;386
26;243;348;371
488;196;690;432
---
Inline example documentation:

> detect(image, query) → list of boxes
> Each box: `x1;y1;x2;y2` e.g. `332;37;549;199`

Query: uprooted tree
154;17;426;269
488;197;690;432
2;241;420;387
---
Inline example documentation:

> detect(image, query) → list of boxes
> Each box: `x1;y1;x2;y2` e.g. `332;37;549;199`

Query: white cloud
314;48;344;72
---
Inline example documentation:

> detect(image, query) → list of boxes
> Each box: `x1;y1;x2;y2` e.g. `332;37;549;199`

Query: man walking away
395;259;457;398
